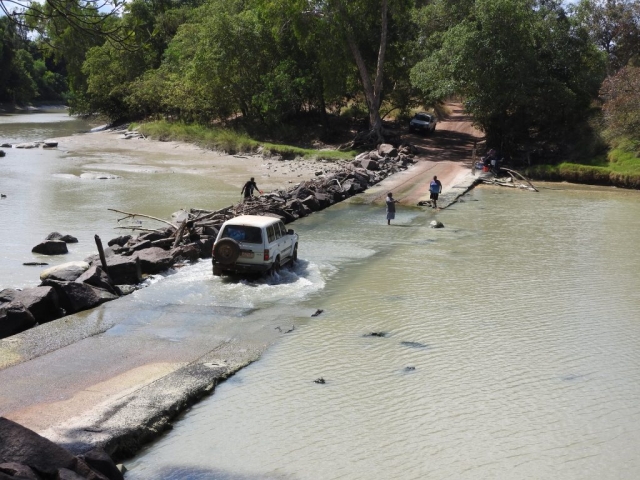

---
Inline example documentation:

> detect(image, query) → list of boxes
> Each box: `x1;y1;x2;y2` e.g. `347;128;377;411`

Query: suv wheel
291;245;298;265
213;238;240;265
270;256;281;277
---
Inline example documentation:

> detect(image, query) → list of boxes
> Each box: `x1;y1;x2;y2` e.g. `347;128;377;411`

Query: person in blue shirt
429;175;442;209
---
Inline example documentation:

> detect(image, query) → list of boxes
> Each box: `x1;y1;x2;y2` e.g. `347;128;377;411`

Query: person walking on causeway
241;177;262;201
386;192;399;225
429;175;442;209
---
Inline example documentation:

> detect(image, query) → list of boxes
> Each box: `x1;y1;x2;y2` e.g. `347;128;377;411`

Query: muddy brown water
3;111;640;479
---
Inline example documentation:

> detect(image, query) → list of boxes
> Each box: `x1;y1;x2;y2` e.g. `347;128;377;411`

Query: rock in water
46;232;79;243
430;220;444;228
40;261;90;282
32;240;68;255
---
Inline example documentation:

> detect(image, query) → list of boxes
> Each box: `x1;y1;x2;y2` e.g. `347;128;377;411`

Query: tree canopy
2;0;637;163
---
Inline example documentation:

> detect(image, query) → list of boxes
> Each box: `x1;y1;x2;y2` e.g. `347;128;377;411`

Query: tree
600;65;640;144
411;0;606;159
1;0;128;46
292;0;415;144
572;0;640;73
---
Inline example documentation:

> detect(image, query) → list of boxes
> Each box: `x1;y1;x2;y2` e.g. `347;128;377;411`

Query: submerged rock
399;341;429;349
430;220;444;228
363;331;388;338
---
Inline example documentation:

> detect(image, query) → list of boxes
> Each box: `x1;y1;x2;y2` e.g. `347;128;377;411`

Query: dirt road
364;102;484;206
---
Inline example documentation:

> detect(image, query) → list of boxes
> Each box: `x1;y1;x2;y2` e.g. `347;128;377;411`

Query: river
3;111;640;479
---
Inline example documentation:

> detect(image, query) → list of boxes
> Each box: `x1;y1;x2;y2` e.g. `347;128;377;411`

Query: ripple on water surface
127;186;640;480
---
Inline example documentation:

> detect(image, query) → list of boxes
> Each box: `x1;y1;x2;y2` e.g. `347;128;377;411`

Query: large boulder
32;241;68;255
170;244;200;262
301;195;321;212
107;235;131;248
0;303;37;339
79;448;124;480
313;192;332;208
45;232;78;243
150;238;173;250
0;462;40;479
129;240;151;252
75;266;118;296
104;255;142;285
138;232;166;243
378;143;398;157
0;417;108;480
198;236;214;258
0;289;17;303
135;247;174;274
8;287;61;324
40;261;90;282
40;280;116;314
360;158;380;171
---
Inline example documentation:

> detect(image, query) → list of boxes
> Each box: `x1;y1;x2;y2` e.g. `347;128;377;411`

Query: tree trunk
344;0;388;145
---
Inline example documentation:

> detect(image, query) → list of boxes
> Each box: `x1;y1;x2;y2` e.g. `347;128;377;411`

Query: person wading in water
241;177;262;201
386;192;399;225
429;175;442;209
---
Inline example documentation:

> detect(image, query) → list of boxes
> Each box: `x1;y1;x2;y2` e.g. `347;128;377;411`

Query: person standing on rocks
386;192;399;225
429;175;442;209
241;177;262;201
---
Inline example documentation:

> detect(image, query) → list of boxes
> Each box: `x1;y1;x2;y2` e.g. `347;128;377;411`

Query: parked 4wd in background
212;215;299;277
409;113;437;134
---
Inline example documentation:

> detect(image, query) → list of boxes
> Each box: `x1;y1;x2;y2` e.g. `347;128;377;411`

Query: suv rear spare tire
214;238;240;265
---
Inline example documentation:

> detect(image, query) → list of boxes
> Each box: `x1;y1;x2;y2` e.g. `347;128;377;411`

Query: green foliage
571;0;640;73
411;0;606;160
0;17;67;104
137;120;355;160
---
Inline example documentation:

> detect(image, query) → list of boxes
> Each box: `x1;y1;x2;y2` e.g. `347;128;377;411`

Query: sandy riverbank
53;128;475;208
53;129;352;193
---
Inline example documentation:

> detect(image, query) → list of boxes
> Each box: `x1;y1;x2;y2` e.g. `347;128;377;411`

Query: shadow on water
132;465;298;480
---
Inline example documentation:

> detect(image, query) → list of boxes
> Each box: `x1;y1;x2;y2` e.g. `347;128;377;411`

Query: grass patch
136;120;356;161
526;145;640;189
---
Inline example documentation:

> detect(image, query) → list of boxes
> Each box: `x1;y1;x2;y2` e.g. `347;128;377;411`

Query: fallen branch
501;168;538;192
113;226;164;233
108;209;177;228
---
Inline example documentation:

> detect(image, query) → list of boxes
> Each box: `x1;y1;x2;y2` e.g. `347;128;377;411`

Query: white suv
212;215;299;277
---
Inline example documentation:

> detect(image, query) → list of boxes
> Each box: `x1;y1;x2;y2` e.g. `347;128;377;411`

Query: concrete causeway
0;162;482;460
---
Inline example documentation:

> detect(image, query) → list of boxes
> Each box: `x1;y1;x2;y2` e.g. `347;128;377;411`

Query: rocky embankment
0;417;124;480
0;143;417;340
